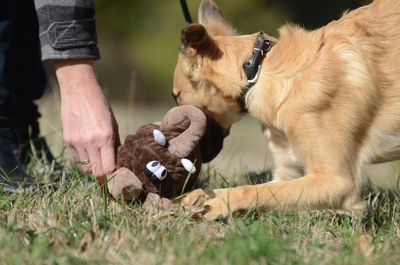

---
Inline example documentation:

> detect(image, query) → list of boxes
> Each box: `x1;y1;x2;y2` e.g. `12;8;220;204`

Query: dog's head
173;0;270;130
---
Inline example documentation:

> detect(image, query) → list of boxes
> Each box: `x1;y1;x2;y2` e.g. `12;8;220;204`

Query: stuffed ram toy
107;105;224;202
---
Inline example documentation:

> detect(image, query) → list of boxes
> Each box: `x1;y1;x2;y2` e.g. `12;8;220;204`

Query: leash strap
180;0;193;24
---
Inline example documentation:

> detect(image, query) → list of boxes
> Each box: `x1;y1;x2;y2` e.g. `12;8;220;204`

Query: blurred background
40;0;376;178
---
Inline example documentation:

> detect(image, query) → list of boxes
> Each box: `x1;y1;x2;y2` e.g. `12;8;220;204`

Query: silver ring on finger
78;159;90;165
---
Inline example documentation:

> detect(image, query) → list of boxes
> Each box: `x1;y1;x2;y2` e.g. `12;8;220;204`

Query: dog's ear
181;23;222;59
198;0;236;36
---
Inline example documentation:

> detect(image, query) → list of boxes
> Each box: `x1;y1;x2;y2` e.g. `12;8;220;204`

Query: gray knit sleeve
34;0;100;61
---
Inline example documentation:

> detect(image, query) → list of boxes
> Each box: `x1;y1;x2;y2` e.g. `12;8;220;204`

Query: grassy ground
0;153;399;265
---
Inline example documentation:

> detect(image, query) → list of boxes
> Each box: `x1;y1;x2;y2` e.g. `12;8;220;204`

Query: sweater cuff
39;18;100;61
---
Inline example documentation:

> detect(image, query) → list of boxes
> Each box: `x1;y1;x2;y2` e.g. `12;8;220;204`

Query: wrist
54;59;99;93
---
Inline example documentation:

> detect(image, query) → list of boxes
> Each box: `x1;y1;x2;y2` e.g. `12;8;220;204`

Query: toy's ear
161;105;207;157
107;167;143;200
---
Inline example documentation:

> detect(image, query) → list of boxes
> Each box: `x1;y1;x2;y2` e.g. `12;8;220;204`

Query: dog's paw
200;196;230;220
181;189;211;206
179;189;230;221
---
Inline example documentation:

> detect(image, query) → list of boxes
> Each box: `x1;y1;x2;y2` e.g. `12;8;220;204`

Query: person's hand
54;59;120;183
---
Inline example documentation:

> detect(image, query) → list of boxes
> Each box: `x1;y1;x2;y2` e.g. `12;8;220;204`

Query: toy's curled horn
160;105;207;157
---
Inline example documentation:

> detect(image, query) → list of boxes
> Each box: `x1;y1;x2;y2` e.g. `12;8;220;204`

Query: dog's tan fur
173;0;400;220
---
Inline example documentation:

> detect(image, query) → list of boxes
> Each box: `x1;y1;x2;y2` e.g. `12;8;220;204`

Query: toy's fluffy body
108;105;213;201
117;123;202;198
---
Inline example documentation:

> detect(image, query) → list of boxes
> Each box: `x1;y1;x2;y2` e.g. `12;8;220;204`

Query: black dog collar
239;32;273;113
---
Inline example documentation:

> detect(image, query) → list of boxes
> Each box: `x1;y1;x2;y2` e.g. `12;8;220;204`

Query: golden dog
172;0;400;220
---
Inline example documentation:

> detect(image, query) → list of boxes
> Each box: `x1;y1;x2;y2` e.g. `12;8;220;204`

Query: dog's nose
172;90;181;104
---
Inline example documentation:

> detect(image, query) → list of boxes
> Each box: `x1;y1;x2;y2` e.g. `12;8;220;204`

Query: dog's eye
153;166;168;181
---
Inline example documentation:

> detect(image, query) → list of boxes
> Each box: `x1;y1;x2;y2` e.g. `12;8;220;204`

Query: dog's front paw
201;196;230;220
180;189;210;206
179;189;230;221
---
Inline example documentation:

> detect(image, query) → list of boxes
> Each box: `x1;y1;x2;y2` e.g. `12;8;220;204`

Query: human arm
34;0;120;182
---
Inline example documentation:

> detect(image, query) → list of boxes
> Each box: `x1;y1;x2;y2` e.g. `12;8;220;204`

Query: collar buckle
243;32;272;84
239;32;273;113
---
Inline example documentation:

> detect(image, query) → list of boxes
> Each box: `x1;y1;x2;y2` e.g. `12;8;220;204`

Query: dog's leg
262;125;303;182
269;141;303;182
183;172;364;220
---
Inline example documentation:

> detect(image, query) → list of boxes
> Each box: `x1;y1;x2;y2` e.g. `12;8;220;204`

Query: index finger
100;142;117;177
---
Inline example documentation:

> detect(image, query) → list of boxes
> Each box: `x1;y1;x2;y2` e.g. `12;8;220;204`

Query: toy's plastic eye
146;160;161;174
153;166;167;180
153;129;167;146
181;158;196;174
145;161;167;181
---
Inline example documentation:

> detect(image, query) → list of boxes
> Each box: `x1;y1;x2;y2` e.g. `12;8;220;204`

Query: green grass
0;156;399;265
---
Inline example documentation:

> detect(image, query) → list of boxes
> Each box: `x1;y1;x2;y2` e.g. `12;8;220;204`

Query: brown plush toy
107;105;208;202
